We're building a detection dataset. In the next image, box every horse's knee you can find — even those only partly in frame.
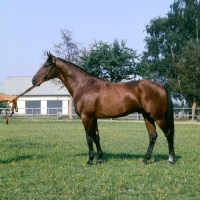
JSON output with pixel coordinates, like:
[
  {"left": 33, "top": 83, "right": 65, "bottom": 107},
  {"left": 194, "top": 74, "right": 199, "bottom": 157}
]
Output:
[
  {"left": 149, "top": 133, "right": 157, "bottom": 143},
  {"left": 87, "top": 136, "right": 93, "bottom": 145}
]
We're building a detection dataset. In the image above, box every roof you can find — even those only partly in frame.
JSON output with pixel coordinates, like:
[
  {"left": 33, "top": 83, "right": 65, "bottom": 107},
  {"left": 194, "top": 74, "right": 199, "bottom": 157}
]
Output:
[{"left": 0, "top": 76, "right": 70, "bottom": 96}]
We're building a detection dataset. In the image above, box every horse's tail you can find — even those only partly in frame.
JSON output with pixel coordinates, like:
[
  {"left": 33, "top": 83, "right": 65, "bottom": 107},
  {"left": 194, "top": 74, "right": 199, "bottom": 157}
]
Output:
[{"left": 164, "top": 87, "right": 174, "bottom": 139}]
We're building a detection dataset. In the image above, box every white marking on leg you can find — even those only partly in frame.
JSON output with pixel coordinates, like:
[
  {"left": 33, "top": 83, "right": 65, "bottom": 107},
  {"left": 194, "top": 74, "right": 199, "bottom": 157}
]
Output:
[{"left": 168, "top": 155, "right": 174, "bottom": 163}]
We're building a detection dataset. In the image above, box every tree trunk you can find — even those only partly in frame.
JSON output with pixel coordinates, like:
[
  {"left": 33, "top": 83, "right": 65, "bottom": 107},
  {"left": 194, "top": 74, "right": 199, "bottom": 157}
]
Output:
[
  {"left": 69, "top": 96, "right": 73, "bottom": 119},
  {"left": 192, "top": 101, "right": 196, "bottom": 121},
  {"left": 181, "top": 95, "right": 184, "bottom": 117}
]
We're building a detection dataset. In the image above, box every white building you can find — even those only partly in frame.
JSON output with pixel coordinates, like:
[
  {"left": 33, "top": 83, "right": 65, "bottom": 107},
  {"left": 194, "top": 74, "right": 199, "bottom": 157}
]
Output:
[{"left": 0, "top": 76, "right": 72, "bottom": 115}]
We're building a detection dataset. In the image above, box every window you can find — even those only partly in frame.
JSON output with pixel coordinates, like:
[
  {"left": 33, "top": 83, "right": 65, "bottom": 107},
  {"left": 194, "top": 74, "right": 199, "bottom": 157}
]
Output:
[
  {"left": 26, "top": 101, "right": 41, "bottom": 114},
  {"left": 47, "top": 100, "right": 62, "bottom": 114}
]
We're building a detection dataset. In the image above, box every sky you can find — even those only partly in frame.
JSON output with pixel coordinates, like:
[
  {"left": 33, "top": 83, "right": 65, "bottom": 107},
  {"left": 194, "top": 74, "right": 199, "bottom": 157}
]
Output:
[{"left": 0, "top": 0, "right": 175, "bottom": 88}]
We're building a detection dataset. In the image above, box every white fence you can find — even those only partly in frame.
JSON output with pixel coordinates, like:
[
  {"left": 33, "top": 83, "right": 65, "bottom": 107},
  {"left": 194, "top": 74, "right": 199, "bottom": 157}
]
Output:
[{"left": 0, "top": 107, "right": 200, "bottom": 121}]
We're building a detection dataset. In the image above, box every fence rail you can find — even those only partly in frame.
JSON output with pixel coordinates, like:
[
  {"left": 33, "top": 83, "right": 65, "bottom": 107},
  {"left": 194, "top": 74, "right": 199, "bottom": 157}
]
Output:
[{"left": 1, "top": 107, "right": 200, "bottom": 121}]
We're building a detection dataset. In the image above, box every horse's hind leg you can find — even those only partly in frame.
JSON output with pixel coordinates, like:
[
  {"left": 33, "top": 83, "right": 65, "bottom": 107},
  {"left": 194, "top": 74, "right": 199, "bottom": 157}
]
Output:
[
  {"left": 142, "top": 112, "right": 158, "bottom": 164},
  {"left": 156, "top": 119, "right": 175, "bottom": 164},
  {"left": 93, "top": 118, "right": 103, "bottom": 164}
]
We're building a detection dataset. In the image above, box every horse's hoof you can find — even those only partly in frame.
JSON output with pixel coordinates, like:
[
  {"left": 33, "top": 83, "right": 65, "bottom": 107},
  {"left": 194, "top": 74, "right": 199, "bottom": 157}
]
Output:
[
  {"left": 141, "top": 160, "right": 147, "bottom": 165},
  {"left": 96, "top": 160, "right": 103, "bottom": 164},
  {"left": 86, "top": 160, "right": 93, "bottom": 165},
  {"left": 168, "top": 161, "right": 174, "bottom": 165}
]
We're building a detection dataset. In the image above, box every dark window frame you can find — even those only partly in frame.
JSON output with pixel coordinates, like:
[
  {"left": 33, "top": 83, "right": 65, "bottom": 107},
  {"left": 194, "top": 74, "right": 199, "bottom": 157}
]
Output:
[
  {"left": 26, "top": 100, "right": 41, "bottom": 114},
  {"left": 47, "top": 100, "right": 62, "bottom": 114}
]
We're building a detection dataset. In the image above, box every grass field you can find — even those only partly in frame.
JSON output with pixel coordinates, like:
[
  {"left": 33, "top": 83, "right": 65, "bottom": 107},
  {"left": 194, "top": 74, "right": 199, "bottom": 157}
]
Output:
[{"left": 0, "top": 118, "right": 200, "bottom": 199}]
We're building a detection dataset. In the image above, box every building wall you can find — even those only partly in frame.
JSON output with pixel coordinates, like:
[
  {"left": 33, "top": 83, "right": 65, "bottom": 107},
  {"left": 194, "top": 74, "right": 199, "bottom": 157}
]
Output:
[{"left": 17, "top": 96, "right": 70, "bottom": 114}]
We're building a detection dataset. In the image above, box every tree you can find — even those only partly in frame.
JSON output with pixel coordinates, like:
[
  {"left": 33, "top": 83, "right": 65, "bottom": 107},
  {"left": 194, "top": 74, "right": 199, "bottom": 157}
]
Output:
[
  {"left": 139, "top": 0, "right": 200, "bottom": 106},
  {"left": 169, "top": 42, "right": 200, "bottom": 103},
  {"left": 50, "top": 29, "right": 86, "bottom": 89},
  {"left": 79, "top": 39, "right": 138, "bottom": 82},
  {"left": 53, "top": 29, "right": 85, "bottom": 64},
  {"left": 51, "top": 29, "right": 85, "bottom": 118}
]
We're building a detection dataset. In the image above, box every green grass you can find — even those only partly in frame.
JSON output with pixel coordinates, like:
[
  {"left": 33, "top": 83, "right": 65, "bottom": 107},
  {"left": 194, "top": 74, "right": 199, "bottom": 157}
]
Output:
[{"left": 0, "top": 118, "right": 200, "bottom": 199}]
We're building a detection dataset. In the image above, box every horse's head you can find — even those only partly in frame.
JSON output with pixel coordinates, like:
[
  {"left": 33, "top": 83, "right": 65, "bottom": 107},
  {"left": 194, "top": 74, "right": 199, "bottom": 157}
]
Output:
[{"left": 32, "top": 52, "right": 57, "bottom": 86}]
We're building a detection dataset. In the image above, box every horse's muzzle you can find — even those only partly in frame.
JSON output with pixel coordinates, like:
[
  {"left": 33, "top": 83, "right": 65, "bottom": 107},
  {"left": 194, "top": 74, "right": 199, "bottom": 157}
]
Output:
[
  {"left": 32, "top": 76, "right": 37, "bottom": 86},
  {"left": 32, "top": 76, "right": 43, "bottom": 86}
]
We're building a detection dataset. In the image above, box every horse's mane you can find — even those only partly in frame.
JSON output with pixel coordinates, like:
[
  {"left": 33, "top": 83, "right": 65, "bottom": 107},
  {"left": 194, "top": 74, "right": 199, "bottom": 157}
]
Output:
[{"left": 57, "top": 57, "right": 105, "bottom": 81}]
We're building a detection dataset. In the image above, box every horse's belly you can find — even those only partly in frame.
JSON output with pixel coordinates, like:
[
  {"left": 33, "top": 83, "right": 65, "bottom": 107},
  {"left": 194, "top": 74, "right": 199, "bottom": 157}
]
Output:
[{"left": 96, "top": 99, "right": 140, "bottom": 118}]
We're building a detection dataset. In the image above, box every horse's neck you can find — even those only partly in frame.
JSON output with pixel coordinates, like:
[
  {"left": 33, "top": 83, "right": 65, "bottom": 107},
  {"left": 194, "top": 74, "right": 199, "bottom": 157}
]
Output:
[{"left": 57, "top": 61, "right": 90, "bottom": 97}]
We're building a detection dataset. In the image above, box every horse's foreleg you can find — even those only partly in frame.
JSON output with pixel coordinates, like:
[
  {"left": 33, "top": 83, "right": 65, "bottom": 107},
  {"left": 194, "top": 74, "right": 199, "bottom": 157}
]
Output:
[
  {"left": 82, "top": 116, "right": 95, "bottom": 165},
  {"left": 142, "top": 113, "right": 158, "bottom": 164},
  {"left": 93, "top": 118, "right": 103, "bottom": 164}
]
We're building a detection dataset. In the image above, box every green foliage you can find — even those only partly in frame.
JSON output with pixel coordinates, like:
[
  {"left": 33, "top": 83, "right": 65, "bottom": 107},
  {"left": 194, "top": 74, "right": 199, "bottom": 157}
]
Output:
[
  {"left": 79, "top": 39, "right": 138, "bottom": 82},
  {"left": 0, "top": 102, "right": 6, "bottom": 114},
  {"left": 0, "top": 102, "right": 6, "bottom": 108},
  {"left": 139, "top": 0, "right": 200, "bottom": 104},
  {"left": 1, "top": 119, "right": 200, "bottom": 199},
  {"left": 170, "top": 42, "right": 200, "bottom": 105}
]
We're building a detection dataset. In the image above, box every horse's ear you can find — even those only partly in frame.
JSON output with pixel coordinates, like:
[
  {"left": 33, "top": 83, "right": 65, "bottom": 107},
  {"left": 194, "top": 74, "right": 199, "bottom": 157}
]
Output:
[
  {"left": 47, "top": 51, "right": 51, "bottom": 57},
  {"left": 47, "top": 51, "right": 54, "bottom": 60}
]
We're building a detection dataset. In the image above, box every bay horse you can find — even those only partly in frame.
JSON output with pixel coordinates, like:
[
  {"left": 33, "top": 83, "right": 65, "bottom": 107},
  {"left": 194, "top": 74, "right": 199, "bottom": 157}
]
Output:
[
  {"left": 32, "top": 52, "right": 175, "bottom": 165},
  {"left": 0, "top": 94, "right": 18, "bottom": 124}
]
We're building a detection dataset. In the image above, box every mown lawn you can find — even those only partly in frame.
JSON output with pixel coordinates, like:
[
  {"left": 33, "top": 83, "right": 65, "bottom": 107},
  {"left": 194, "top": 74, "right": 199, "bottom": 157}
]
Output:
[{"left": 0, "top": 118, "right": 200, "bottom": 199}]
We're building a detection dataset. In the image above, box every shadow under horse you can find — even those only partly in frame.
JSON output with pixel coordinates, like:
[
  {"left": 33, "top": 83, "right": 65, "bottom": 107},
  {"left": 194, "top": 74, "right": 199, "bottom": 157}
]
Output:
[{"left": 32, "top": 52, "right": 175, "bottom": 165}]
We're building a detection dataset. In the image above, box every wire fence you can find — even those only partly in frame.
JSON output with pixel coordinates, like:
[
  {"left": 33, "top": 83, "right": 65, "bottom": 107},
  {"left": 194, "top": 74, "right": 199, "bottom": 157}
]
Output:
[{"left": 0, "top": 107, "right": 200, "bottom": 121}]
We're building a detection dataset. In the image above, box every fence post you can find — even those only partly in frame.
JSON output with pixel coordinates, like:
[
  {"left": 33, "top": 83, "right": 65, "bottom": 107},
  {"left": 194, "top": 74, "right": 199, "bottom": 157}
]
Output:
[
  {"left": 32, "top": 108, "right": 34, "bottom": 120},
  {"left": 69, "top": 96, "right": 73, "bottom": 119},
  {"left": 56, "top": 108, "right": 58, "bottom": 120},
  {"left": 192, "top": 101, "right": 197, "bottom": 120},
  {"left": 137, "top": 113, "right": 140, "bottom": 121}
]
